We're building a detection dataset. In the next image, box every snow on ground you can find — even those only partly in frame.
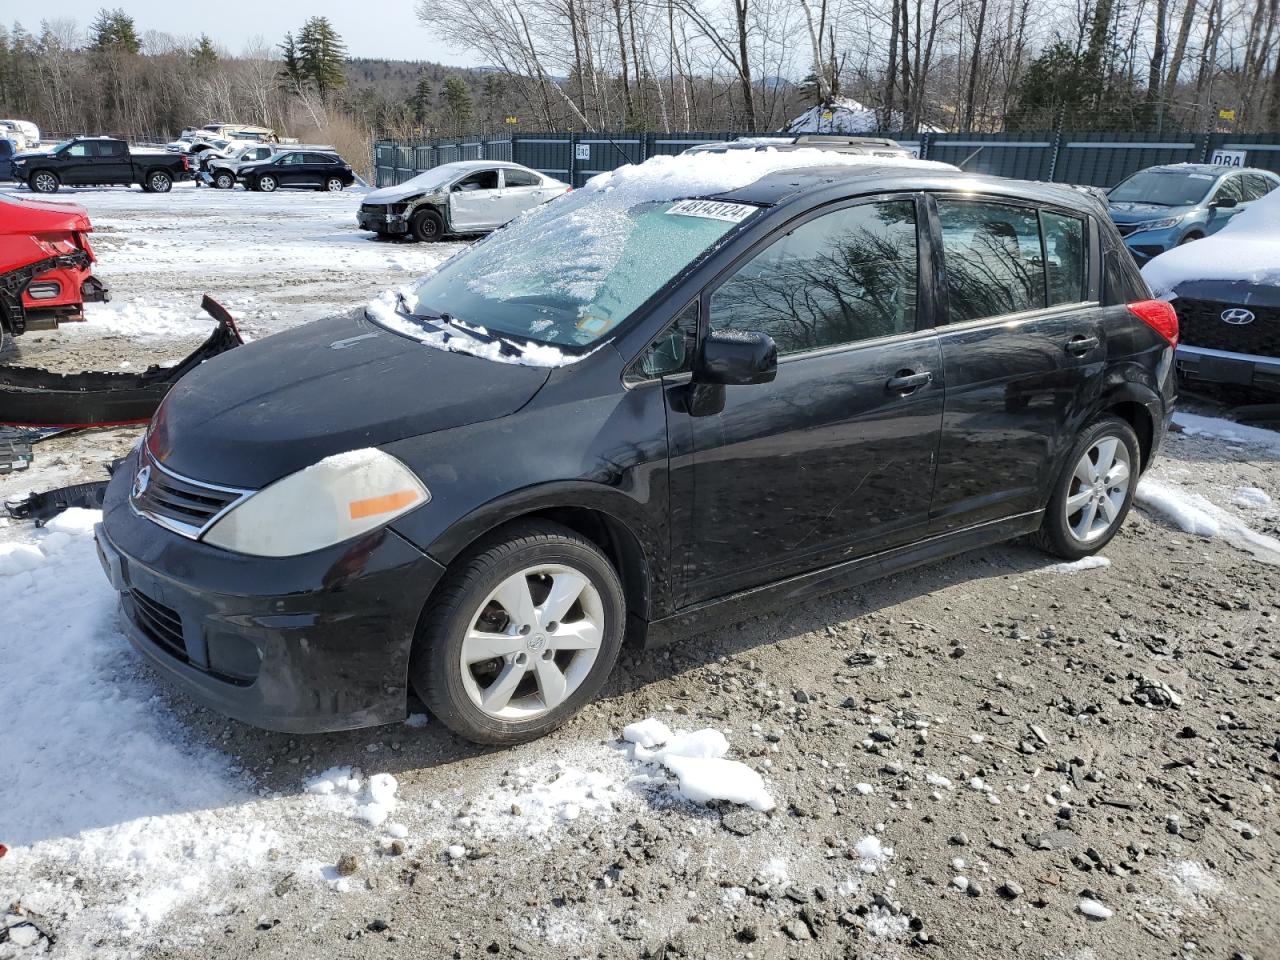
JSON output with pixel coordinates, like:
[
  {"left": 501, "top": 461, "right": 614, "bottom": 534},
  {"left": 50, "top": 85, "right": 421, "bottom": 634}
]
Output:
[
  {"left": 1142, "top": 189, "right": 1280, "bottom": 295},
  {"left": 1172, "top": 411, "right": 1280, "bottom": 453},
  {"left": 1135, "top": 477, "right": 1280, "bottom": 564}
]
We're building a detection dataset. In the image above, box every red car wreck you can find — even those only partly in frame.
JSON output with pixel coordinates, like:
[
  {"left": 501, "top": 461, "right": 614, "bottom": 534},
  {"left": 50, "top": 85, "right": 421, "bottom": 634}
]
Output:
[{"left": 0, "top": 192, "right": 108, "bottom": 344}]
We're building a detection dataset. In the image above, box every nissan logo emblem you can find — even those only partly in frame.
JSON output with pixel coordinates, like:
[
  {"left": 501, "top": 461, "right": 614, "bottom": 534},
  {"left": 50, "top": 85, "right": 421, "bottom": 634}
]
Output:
[
  {"left": 1220, "top": 308, "right": 1255, "bottom": 325},
  {"left": 132, "top": 465, "right": 151, "bottom": 499}
]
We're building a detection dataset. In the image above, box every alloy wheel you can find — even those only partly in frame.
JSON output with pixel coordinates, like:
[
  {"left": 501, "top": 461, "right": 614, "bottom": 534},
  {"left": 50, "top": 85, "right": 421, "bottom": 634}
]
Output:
[
  {"left": 458, "top": 564, "right": 604, "bottom": 721},
  {"left": 1064, "top": 436, "right": 1132, "bottom": 543},
  {"left": 150, "top": 173, "right": 171, "bottom": 192},
  {"left": 326, "top": 178, "right": 343, "bottom": 192},
  {"left": 259, "top": 176, "right": 277, "bottom": 192},
  {"left": 33, "top": 172, "right": 57, "bottom": 193},
  {"left": 215, "top": 173, "right": 233, "bottom": 189}
]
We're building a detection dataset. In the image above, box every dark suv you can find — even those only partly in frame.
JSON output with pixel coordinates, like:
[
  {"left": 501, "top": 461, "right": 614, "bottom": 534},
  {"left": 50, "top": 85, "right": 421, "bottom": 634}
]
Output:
[
  {"left": 95, "top": 160, "right": 1176, "bottom": 745},
  {"left": 237, "top": 149, "right": 355, "bottom": 192}
]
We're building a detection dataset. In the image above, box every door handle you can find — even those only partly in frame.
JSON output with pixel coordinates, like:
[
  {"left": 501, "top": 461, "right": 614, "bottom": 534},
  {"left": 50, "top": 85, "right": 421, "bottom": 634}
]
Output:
[
  {"left": 1065, "top": 335, "right": 1099, "bottom": 354},
  {"left": 886, "top": 370, "right": 932, "bottom": 394}
]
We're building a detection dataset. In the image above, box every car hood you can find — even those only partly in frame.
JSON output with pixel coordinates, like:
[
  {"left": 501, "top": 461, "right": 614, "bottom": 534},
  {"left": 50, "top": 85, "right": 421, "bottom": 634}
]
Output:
[
  {"left": 1163, "top": 277, "right": 1280, "bottom": 308},
  {"left": 147, "top": 312, "right": 552, "bottom": 489},
  {"left": 1108, "top": 201, "right": 1194, "bottom": 223},
  {"left": 12, "top": 149, "right": 51, "bottom": 161},
  {"left": 364, "top": 182, "right": 447, "bottom": 204}
]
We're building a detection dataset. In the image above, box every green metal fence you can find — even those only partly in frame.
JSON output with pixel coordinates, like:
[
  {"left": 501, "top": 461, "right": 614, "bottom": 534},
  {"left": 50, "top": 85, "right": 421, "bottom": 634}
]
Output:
[{"left": 373, "top": 130, "right": 1280, "bottom": 189}]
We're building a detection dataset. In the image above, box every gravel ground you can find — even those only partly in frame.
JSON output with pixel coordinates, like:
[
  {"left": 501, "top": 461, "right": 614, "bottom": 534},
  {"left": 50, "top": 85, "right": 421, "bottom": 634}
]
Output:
[{"left": 2, "top": 184, "right": 1278, "bottom": 960}]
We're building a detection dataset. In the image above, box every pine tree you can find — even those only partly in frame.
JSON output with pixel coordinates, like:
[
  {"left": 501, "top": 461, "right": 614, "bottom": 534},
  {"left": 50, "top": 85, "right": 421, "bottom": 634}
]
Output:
[
  {"left": 277, "top": 33, "right": 303, "bottom": 91},
  {"left": 410, "top": 72, "right": 434, "bottom": 125},
  {"left": 192, "top": 34, "right": 218, "bottom": 67},
  {"left": 89, "top": 8, "right": 141, "bottom": 54},
  {"left": 296, "top": 17, "right": 347, "bottom": 99},
  {"left": 440, "top": 75, "right": 473, "bottom": 136}
]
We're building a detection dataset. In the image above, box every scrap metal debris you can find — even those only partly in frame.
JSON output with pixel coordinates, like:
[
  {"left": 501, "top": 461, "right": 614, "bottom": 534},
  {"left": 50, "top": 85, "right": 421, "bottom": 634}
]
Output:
[{"left": 0, "top": 295, "right": 242, "bottom": 428}]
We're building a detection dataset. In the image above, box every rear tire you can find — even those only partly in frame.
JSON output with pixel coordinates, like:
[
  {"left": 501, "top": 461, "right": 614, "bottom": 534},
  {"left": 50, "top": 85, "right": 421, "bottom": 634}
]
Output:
[
  {"left": 409, "top": 520, "right": 625, "bottom": 745},
  {"left": 410, "top": 208, "right": 444, "bottom": 243},
  {"left": 1032, "top": 416, "right": 1140, "bottom": 561},
  {"left": 30, "top": 171, "right": 59, "bottom": 193},
  {"left": 147, "top": 171, "right": 173, "bottom": 193},
  {"left": 324, "top": 177, "right": 345, "bottom": 192}
]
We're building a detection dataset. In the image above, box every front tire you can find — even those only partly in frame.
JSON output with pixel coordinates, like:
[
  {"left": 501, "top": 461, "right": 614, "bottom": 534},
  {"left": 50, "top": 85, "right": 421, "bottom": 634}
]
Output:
[
  {"left": 410, "top": 208, "right": 444, "bottom": 242},
  {"left": 213, "top": 171, "right": 235, "bottom": 189},
  {"left": 257, "top": 174, "right": 278, "bottom": 192},
  {"left": 30, "top": 171, "right": 59, "bottom": 193},
  {"left": 1033, "top": 416, "right": 1140, "bottom": 560},
  {"left": 410, "top": 520, "right": 625, "bottom": 745}
]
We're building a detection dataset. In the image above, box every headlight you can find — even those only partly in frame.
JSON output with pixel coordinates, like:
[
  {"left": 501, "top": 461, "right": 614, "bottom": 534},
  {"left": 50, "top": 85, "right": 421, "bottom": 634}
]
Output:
[
  {"left": 1131, "top": 216, "right": 1184, "bottom": 232},
  {"left": 202, "top": 449, "right": 429, "bottom": 557}
]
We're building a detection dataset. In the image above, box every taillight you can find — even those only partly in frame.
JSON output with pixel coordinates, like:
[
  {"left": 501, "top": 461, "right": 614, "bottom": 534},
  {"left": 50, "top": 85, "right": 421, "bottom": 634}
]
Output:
[{"left": 1128, "top": 299, "right": 1178, "bottom": 347}]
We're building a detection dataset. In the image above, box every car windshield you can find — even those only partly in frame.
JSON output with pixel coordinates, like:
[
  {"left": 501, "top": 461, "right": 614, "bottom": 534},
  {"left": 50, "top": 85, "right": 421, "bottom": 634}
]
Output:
[
  {"left": 394, "top": 193, "right": 758, "bottom": 348},
  {"left": 1109, "top": 171, "right": 1215, "bottom": 206}
]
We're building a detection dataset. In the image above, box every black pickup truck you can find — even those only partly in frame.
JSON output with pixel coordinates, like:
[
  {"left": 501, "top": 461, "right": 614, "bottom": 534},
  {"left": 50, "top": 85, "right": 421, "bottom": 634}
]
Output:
[{"left": 12, "top": 137, "right": 193, "bottom": 194}]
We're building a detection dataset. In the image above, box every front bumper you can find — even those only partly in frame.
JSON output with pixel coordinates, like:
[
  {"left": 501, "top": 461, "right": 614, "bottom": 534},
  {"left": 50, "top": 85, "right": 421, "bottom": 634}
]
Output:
[
  {"left": 97, "top": 457, "right": 446, "bottom": 732},
  {"left": 1120, "top": 227, "right": 1181, "bottom": 264},
  {"left": 358, "top": 209, "right": 409, "bottom": 234},
  {"left": 1175, "top": 344, "right": 1280, "bottom": 392}
]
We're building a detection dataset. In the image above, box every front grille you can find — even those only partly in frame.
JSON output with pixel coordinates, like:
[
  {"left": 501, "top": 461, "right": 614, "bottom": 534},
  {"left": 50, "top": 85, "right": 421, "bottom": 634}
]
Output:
[
  {"left": 131, "top": 449, "right": 251, "bottom": 538},
  {"left": 1174, "top": 298, "right": 1280, "bottom": 358},
  {"left": 129, "top": 588, "right": 187, "bottom": 662},
  {"left": 360, "top": 203, "right": 383, "bottom": 214}
]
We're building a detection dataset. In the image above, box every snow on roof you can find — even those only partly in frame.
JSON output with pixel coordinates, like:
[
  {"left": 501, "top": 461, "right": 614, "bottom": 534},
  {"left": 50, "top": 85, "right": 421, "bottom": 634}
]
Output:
[{"left": 1142, "top": 188, "right": 1280, "bottom": 295}]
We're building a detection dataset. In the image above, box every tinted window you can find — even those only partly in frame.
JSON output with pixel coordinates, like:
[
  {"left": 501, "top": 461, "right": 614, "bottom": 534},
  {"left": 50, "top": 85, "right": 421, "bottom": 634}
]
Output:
[
  {"left": 100, "top": 141, "right": 125, "bottom": 157},
  {"left": 632, "top": 300, "right": 698, "bottom": 381},
  {"left": 1042, "top": 211, "right": 1086, "bottom": 306},
  {"left": 1242, "top": 173, "right": 1276, "bottom": 200},
  {"left": 710, "top": 199, "right": 918, "bottom": 355},
  {"left": 65, "top": 142, "right": 92, "bottom": 157},
  {"left": 938, "top": 200, "right": 1045, "bottom": 322},
  {"left": 455, "top": 170, "right": 499, "bottom": 191},
  {"left": 503, "top": 168, "right": 541, "bottom": 187},
  {"left": 305, "top": 152, "right": 337, "bottom": 164},
  {"left": 1213, "top": 175, "right": 1245, "bottom": 202}
]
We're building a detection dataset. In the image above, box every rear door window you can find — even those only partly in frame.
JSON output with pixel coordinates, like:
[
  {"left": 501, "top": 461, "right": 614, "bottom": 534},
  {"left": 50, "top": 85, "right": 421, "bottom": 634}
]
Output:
[
  {"left": 1041, "top": 211, "right": 1086, "bottom": 306},
  {"left": 503, "top": 169, "right": 541, "bottom": 187},
  {"left": 1242, "top": 173, "right": 1276, "bottom": 200},
  {"left": 710, "top": 198, "right": 919, "bottom": 355},
  {"left": 937, "top": 200, "right": 1045, "bottom": 322}
]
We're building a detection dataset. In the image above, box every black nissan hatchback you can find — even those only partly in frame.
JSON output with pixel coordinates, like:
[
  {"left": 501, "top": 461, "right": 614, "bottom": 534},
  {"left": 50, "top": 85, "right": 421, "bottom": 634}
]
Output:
[{"left": 97, "top": 156, "right": 1177, "bottom": 745}]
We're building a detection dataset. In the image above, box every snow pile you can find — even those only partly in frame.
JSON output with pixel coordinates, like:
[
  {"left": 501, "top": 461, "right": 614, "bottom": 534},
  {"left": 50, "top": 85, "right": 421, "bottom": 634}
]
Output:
[
  {"left": 1233, "top": 486, "right": 1272, "bottom": 509},
  {"left": 1078, "top": 897, "right": 1114, "bottom": 920},
  {"left": 854, "top": 834, "right": 893, "bottom": 873},
  {"left": 1173, "top": 412, "right": 1280, "bottom": 452},
  {"left": 783, "top": 97, "right": 885, "bottom": 134},
  {"left": 1041, "top": 556, "right": 1112, "bottom": 574},
  {"left": 0, "top": 510, "right": 281, "bottom": 944},
  {"left": 621, "top": 717, "right": 776, "bottom": 812},
  {"left": 64, "top": 301, "right": 215, "bottom": 343},
  {"left": 1143, "top": 189, "right": 1280, "bottom": 295},
  {"left": 366, "top": 289, "right": 579, "bottom": 368},
  {"left": 305, "top": 767, "right": 400, "bottom": 827},
  {"left": 448, "top": 755, "right": 634, "bottom": 838},
  {"left": 1135, "top": 478, "right": 1280, "bottom": 564}
]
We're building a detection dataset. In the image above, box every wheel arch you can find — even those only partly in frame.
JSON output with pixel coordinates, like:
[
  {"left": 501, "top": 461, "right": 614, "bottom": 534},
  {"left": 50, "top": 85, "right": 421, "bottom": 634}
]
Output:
[
  {"left": 1097, "top": 381, "right": 1164, "bottom": 472},
  {"left": 415, "top": 486, "right": 659, "bottom": 637}
]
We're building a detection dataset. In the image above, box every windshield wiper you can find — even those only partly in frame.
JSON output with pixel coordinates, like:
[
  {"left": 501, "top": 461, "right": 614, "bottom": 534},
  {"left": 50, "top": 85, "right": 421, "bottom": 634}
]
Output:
[{"left": 398, "top": 295, "right": 528, "bottom": 357}]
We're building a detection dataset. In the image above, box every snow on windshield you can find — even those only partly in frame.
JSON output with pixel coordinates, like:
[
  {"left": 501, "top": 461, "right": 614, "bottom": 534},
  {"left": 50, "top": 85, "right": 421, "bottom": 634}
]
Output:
[
  {"left": 1142, "top": 188, "right": 1280, "bottom": 296},
  {"left": 408, "top": 149, "right": 954, "bottom": 346}
]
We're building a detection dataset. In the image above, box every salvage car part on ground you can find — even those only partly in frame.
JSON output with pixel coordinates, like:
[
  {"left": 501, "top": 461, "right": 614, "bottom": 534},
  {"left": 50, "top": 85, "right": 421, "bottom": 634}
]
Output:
[
  {"left": 5, "top": 479, "right": 109, "bottom": 523},
  {"left": 0, "top": 433, "right": 32, "bottom": 473},
  {"left": 0, "top": 295, "right": 243, "bottom": 427}
]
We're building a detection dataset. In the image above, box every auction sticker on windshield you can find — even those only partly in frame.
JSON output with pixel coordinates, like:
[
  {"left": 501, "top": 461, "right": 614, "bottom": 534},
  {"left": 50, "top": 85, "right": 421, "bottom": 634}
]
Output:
[{"left": 666, "top": 199, "right": 758, "bottom": 223}]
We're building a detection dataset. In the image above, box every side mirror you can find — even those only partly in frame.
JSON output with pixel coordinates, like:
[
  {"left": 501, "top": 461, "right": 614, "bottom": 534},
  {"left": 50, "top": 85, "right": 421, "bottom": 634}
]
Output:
[
  {"left": 1211, "top": 196, "right": 1238, "bottom": 209},
  {"left": 698, "top": 329, "right": 778, "bottom": 385}
]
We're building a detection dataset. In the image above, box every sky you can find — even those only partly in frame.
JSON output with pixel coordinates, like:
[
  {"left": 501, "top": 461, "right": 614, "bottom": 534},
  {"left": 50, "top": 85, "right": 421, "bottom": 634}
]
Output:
[{"left": 24, "top": 0, "right": 475, "bottom": 64}]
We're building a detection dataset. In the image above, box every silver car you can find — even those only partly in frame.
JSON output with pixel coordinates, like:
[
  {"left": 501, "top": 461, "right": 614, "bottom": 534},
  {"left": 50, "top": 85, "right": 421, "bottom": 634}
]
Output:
[{"left": 357, "top": 160, "right": 570, "bottom": 242}]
